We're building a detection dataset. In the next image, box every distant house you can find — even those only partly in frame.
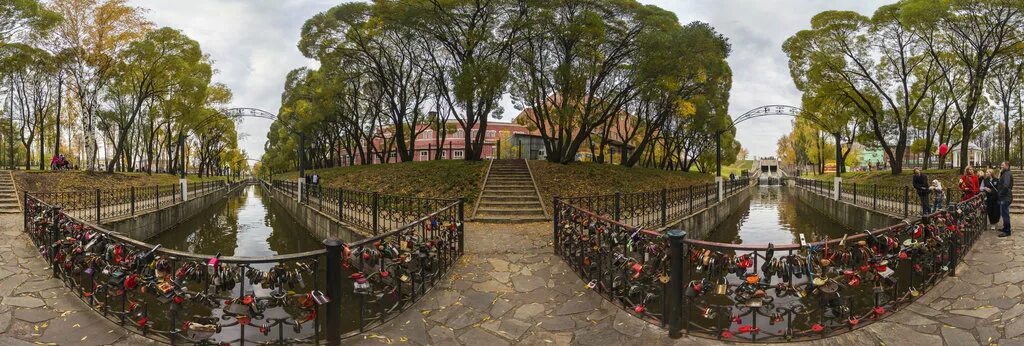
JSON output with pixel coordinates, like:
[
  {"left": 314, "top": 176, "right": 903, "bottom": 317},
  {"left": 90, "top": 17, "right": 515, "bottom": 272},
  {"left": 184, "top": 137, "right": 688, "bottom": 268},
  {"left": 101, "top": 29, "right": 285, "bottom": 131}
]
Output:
[
  {"left": 338, "top": 120, "right": 531, "bottom": 165},
  {"left": 511, "top": 95, "right": 638, "bottom": 163}
]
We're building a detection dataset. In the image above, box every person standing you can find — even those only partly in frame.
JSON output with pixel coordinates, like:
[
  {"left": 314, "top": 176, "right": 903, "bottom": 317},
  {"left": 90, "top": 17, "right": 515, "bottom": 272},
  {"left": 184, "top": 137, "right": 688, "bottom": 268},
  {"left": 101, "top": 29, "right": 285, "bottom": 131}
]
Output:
[
  {"left": 960, "top": 166, "right": 980, "bottom": 201},
  {"left": 998, "top": 161, "right": 1014, "bottom": 237},
  {"left": 981, "top": 169, "right": 1000, "bottom": 229},
  {"left": 912, "top": 168, "right": 931, "bottom": 214},
  {"left": 931, "top": 179, "right": 944, "bottom": 211}
]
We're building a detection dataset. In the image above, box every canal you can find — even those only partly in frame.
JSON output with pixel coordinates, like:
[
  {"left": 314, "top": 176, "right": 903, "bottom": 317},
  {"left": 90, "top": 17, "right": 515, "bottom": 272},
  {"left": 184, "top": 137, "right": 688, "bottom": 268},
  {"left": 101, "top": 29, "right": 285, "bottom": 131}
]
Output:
[
  {"left": 705, "top": 185, "right": 852, "bottom": 245},
  {"left": 150, "top": 184, "right": 322, "bottom": 254}
]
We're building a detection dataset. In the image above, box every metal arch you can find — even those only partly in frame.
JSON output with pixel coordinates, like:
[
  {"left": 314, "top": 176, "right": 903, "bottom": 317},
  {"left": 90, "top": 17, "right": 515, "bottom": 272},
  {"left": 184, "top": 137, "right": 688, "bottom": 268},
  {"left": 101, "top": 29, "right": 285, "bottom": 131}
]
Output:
[
  {"left": 732, "top": 105, "right": 803, "bottom": 127},
  {"left": 222, "top": 107, "right": 278, "bottom": 121}
]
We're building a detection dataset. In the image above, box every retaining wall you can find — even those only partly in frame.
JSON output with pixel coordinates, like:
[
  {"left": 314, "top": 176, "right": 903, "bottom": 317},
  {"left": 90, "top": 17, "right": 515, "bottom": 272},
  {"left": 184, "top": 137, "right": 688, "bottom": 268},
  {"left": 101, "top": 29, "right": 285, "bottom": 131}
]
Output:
[
  {"left": 789, "top": 183, "right": 902, "bottom": 231},
  {"left": 103, "top": 183, "right": 245, "bottom": 240},
  {"left": 263, "top": 184, "right": 370, "bottom": 243},
  {"left": 664, "top": 184, "right": 754, "bottom": 239}
]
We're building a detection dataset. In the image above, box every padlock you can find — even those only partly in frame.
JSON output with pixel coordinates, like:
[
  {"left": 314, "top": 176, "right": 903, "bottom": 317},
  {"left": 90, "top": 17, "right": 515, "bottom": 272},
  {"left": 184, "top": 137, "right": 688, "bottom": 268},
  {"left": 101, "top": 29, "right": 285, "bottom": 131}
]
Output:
[
  {"left": 714, "top": 279, "right": 728, "bottom": 295},
  {"left": 310, "top": 290, "right": 330, "bottom": 305},
  {"left": 684, "top": 281, "right": 698, "bottom": 297}
]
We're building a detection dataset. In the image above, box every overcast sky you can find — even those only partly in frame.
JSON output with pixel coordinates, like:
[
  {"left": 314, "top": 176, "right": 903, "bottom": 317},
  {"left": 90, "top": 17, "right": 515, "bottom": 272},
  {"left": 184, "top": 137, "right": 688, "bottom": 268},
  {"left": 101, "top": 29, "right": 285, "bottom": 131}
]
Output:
[{"left": 131, "top": 0, "right": 888, "bottom": 160}]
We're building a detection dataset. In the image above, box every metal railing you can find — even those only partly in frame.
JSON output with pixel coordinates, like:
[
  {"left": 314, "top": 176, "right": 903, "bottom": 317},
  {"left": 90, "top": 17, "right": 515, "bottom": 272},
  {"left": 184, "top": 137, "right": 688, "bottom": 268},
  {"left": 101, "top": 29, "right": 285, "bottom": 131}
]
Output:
[
  {"left": 558, "top": 177, "right": 752, "bottom": 230},
  {"left": 793, "top": 178, "right": 967, "bottom": 218},
  {"left": 23, "top": 190, "right": 464, "bottom": 344},
  {"left": 28, "top": 180, "right": 231, "bottom": 223},
  {"left": 270, "top": 180, "right": 461, "bottom": 236},
  {"left": 553, "top": 181, "right": 985, "bottom": 342}
]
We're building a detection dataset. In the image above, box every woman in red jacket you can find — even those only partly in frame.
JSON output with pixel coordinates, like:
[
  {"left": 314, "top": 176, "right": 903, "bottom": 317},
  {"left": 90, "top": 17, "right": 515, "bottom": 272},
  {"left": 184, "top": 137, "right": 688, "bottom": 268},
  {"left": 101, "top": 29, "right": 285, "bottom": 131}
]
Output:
[{"left": 960, "top": 166, "right": 980, "bottom": 201}]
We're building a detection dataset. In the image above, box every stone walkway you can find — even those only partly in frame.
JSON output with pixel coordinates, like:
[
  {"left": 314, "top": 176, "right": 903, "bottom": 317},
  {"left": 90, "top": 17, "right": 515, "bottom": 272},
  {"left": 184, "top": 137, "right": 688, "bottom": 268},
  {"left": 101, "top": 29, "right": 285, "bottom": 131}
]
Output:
[
  {"left": 3, "top": 213, "right": 1024, "bottom": 345},
  {"left": 355, "top": 222, "right": 1024, "bottom": 346},
  {"left": 0, "top": 214, "right": 155, "bottom": 345}
]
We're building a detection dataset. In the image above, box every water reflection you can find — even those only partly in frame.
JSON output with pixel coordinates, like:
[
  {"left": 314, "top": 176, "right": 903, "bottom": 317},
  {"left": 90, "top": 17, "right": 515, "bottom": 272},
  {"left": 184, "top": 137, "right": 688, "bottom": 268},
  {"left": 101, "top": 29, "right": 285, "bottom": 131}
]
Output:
[
  {"left": 150, "top": 185, "right": 322, "bottom": 255},
  {"left": 705, "top": 186, "right": 851, "bottom": 244}
]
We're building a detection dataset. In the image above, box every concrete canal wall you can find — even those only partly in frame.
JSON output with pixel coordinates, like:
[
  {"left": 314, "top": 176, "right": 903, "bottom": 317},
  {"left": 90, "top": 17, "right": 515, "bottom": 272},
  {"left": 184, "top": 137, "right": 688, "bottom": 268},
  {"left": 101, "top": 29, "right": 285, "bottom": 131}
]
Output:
[
  {"left": 663, "top": 184, "right": 754, "bottom": 239},
  {"left": 789, "top": 183, "right": 902, "bottom": 231},
  {"left": 262, "top": 184, "right": 370, "bottom": 243},
  {"left": 103, "top": 183, "right": 247, "bottom": 240}
]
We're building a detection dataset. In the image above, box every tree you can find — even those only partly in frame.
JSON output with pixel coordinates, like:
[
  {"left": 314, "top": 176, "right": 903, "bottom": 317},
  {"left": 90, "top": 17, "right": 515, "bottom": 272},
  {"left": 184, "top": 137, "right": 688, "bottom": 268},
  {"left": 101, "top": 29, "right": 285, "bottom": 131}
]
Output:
[
  {"left": 49, "top": 0, "right": 151, "bottom": 170},
  {"left": 102, "top": 27, "right": 207, "bottom": 173},
  {"left": 902, "top": 0, "right": 1024, "bottom": 172},
  {"left": 784, "top": 7, "right": 941, "bottom": 175},
  {"left": 383, "top": 0, "right": 526, "bottom": 161}
]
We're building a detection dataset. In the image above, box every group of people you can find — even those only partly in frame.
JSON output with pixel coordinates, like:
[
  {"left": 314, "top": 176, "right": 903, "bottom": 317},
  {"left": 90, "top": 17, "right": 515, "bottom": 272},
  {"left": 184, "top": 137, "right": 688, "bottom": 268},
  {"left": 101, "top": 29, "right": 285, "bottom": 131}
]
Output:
[
  {"left": 304, "top": 173, "right": 320, "bottom": 194},
  {"left": 914, "top": 162, "right": 1014, "bottom": 237},
  {"left": 49, "top": 154, "right": 72, "bottom": 170}
]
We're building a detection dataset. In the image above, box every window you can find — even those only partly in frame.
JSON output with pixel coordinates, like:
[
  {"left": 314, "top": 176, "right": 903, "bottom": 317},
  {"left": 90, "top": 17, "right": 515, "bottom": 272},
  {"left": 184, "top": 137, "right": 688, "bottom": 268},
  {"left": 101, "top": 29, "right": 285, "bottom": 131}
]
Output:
[
  {"left": 389, "top": 152, "right": 397, "bottom": 158},
  {"left": 454, "top": 150, "right": 464, "bottom": 159},
  {"left": 423, "top": 130, "right": 433, "bottom": 140},
  {"left": 486, "top": 130, "right": 496, "bottom": 138},
  {"left": 420, "top": 150, "right": 428, "bottom": 159},
  {"left": 441, "top": 151, "right": 447, "bottom": 158},
  {"left": 455, "top": 129, "right": 464, "bottom": 138},
  {"left": 471, "top": 129, "right": 478, "bottom": 138}
]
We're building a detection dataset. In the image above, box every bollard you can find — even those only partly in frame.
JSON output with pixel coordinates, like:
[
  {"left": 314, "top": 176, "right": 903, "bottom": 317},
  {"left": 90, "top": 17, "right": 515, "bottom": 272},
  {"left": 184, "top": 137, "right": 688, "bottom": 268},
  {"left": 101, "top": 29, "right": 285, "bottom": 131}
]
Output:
[
  {"left": 323, "top": 239, "right": 344, "bottom": 345},
  {"left": 661, "top": 188, "right": 668, "bottom": 227},
  {"left": 667, "top": 229, "right": 688, "bottom": 339}
]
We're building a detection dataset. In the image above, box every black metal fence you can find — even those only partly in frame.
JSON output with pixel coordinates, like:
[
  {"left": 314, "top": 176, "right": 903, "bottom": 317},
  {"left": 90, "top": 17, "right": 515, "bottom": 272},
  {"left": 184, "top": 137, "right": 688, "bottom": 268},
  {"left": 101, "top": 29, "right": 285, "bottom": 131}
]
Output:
[
  {"left": 270, "top": 180, "right": 461, "bottom": 236},
  {"left": 28, "top": 180, "right": 230, "bottom": 223},
  {"left": 793, "top": 178, "right": 967, "bottom": 218},
  {"left": 558, "top": 177, "right": 752, "bottom": 229},
  {"left": 23, "top": 189, "right": 464, "bottom": 344},
  {"left": 553, "top": 180, "right": 985, "bottom": 342}
]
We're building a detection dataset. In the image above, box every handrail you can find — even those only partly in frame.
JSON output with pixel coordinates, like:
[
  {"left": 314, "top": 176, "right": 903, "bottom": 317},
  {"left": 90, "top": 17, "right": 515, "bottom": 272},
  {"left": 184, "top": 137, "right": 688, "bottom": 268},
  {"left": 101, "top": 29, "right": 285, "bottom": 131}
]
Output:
[{"left": 554, "top": 179, "right": 986, "bottom": 342}]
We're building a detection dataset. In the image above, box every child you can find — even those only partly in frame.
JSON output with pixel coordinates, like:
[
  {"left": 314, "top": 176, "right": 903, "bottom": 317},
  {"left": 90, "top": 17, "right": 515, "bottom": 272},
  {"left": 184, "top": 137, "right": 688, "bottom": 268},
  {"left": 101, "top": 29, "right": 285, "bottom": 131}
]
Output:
[{"left": 930, "top": 179, "right": 944, "bottom": 211}]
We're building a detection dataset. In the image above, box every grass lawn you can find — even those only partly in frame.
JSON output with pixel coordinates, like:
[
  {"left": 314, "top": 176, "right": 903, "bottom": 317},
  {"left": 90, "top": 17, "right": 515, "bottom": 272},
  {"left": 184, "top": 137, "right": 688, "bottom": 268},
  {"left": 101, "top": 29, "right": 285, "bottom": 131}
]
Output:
[
  {"left": 530, "top": 160, "right": 713, "bottom": 207},
  {"left": 278, "top": 160, "right": 487, "bottom": 212},
  {"left": 15, "top": 170, "right": 227, "bottom": 193},
  {"left": 804, "top": 169, "right": 964, "bottom": 190}
]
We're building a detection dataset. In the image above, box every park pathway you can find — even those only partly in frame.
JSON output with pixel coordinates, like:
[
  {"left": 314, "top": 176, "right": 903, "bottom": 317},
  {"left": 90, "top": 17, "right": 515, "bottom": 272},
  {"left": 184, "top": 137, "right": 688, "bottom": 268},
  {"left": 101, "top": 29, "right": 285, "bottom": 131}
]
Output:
[
  {"left": 357, "top": 221, "right": 1024, "bottom": 346},
  {"left": 2, "top": 204, "right": 1024, "bottom": 344}
]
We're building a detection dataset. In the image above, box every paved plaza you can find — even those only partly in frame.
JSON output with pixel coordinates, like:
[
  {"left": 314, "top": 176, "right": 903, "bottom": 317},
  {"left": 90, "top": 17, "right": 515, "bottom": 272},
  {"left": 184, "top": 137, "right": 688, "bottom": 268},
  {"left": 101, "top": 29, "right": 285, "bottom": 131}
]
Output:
[{"left": 2, "top": 215, "right": 1024, "bottom": 345}]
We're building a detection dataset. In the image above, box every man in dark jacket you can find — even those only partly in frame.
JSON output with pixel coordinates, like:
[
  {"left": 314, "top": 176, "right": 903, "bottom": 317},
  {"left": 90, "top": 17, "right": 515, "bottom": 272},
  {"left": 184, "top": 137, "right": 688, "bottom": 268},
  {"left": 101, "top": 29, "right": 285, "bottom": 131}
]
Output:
[
  {"left": 913, "top": 168, "right": 930, "bottom": 214},
  {"left": 998, "top": 161, "right": 1014, "bottom": 237}
]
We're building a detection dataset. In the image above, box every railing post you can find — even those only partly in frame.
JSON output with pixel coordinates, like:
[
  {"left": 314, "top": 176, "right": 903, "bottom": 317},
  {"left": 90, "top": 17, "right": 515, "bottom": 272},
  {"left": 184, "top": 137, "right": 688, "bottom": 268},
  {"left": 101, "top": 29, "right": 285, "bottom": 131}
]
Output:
[
  {"left": 903, "top": 186, "right": 909, "bottom": 217},
  {"left": 873, "top": 184, "right": 877, "bottom": 210},
  {"left": 613, "top": 192, "right": 621, "bottom": 222},
  {"left": 342, "top": 189, "right": 350, "bottom": 219},
  {"left": 457, "top": 198, "right": 465, "bottom": 255},
  {"left": 155, "top": 185, "right": 160, "bottom": 209},
  {"left": 130, "top": 186, "right": 136, "bottom": 215},
  {"left": 660, "top": 188, "right": 668, "bottom": 227},
  {"left": 95, "top": 189, "right": 101, "bottom": 223},
  {"left": 372, "top": 192, "right": 380, "bottom": 235},
  {"left": 667, "top": 229, "right": 688, "bottom": 339},
  {"left": 497, "top": 139, "right": 501, "bottom": 160},
  {"left": 323, "top": 239, "right": 344, "bottom": 345},
  {"left": 553, "top": 197, "right": 561, "bottom": 255}
]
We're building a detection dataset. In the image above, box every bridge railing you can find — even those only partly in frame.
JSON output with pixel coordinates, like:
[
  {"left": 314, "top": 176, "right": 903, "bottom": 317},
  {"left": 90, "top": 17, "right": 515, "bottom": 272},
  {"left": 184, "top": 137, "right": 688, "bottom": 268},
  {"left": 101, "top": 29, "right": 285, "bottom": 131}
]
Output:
[
  {"left": 558, "top": 177, "right": 752, "bottom": 230},
  {"left": 23, "top": 188, "right": 464, "bottom": 344},
  {"left": 792, "top": 178, "right": 966, "bottom": 218},
  {"left": 554, "top": 183, "right": 985, "bottom": 342},
  {"left": 27, "top": 180, "right": 236, "bottom": 223},
  {"left": 270, "top": 179, "right": 462, "bottom": 236}
]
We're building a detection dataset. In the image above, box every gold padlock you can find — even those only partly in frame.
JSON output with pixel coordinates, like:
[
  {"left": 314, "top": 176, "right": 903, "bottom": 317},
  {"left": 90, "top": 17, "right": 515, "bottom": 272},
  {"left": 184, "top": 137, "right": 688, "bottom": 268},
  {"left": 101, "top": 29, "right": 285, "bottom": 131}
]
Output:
[{"left": 714, "top": 279, "right": 728, "bottom": 295}]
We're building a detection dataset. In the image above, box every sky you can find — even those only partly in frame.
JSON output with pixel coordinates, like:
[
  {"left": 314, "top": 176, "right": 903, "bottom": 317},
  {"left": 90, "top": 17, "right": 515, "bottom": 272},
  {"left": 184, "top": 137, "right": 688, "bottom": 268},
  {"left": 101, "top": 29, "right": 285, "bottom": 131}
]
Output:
[{"left": 131, "top": 0, "right": 889, "bottom": 160}]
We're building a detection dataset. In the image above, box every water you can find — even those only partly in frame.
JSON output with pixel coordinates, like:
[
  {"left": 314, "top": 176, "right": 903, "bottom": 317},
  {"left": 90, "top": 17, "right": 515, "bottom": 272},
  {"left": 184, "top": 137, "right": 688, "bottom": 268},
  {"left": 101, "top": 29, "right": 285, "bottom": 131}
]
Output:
[
  {"left": 705, "top": 185, "right": 852, "bottom": 245},
  {"left": 149, "top": 185, "right": 322, "bottom": 255}
]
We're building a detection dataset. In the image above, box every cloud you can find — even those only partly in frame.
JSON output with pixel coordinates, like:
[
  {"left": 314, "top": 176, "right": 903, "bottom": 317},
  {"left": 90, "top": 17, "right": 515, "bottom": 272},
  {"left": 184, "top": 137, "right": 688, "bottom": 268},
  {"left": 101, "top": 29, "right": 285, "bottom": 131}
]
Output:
[{"left": 130, "top": 0, "right": 888, "bottom": 160}]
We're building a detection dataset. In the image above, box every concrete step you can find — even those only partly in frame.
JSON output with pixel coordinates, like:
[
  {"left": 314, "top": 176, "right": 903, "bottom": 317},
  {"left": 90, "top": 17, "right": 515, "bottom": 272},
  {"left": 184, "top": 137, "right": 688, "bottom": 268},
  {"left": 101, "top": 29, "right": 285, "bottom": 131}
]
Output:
[
  {"left": 479, "top": 200, "right": 544, "bottom": 207},
  {"left": 473, "top": 215, "right": 549, "bottom": 223},
  {"left": 487, "top": 178, "right": 534, "bottom": 182},
  {"left": 484, "top": 184, "right": 535, "bottom": 189},
  {"left": 475, "top": 207, "right": 545, "bottom": 216},
  {"left": 480, "top": 194, "right": 540, "bottom": 202},
  {"left": 483, "top": 187, "right": 536, "bottom": 193}
]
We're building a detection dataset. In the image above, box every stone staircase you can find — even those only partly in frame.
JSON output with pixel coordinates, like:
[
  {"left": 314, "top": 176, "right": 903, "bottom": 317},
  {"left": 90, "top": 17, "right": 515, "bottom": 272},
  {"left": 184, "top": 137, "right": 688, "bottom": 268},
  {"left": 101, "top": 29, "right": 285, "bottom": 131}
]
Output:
[
  {"left": 473, "top": 159, "right": 547, "bottom": 223},
  {"left": 1013, "top": 170, "right": 1024, "bottom": 215},
  {"left": 0, "top": 170, "right": 20, "bottom": 214}
]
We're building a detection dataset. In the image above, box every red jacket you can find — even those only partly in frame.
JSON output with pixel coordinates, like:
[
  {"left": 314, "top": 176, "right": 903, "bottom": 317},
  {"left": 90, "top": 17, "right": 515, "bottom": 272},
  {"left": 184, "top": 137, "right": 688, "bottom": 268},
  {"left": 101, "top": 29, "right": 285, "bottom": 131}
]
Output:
[{"left": 960, "top": 175, "right": 979, "bottom": 201}]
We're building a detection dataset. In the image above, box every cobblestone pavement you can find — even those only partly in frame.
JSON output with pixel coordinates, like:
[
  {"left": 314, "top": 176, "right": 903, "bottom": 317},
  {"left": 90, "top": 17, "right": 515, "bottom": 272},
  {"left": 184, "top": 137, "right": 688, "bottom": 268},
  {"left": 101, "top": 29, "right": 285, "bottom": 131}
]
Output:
[
  {"left": 0, "top": 215, "right": 156, "bottom": 345},
  {"left": 3, "top": 216, "right": 1024, "bottom": 345},
  {"left": 357, "top": 221, "right": 1024, "bottom": 346}
]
